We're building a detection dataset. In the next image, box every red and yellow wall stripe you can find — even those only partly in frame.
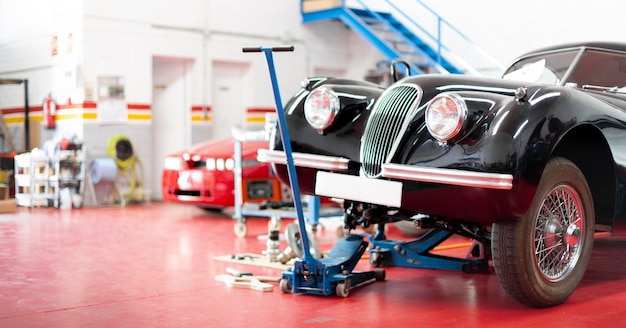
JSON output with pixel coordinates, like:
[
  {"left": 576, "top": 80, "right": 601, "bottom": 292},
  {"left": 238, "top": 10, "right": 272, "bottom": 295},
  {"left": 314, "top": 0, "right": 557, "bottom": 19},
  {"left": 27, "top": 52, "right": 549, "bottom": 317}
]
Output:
[{"left": 1, "top": 103, "right": 276, "bottom": 126}]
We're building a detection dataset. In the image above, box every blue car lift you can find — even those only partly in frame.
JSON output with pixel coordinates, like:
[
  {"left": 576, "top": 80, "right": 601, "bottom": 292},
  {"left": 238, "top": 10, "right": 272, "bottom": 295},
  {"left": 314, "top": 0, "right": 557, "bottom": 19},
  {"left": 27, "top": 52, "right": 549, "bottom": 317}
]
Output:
[{"left": 243, "top": 45, "right": 384, "bottom": 297}]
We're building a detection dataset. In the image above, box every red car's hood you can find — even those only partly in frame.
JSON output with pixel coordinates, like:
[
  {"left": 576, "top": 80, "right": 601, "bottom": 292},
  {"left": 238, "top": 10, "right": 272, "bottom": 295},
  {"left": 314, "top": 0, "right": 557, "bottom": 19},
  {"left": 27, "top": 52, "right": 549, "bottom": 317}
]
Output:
[{"left": 167, "top": 137, "right": 269, "bottom": 159}]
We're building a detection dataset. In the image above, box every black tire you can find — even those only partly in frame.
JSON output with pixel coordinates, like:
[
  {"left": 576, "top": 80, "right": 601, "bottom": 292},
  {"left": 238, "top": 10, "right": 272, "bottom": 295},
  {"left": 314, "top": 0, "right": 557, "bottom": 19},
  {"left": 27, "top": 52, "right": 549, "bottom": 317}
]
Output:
[
  {"left": 197, "top": 205, "right": 224, "bottom": 213},
  {"left": 492, "top": 157, "right": 594, "bottom": 308}
]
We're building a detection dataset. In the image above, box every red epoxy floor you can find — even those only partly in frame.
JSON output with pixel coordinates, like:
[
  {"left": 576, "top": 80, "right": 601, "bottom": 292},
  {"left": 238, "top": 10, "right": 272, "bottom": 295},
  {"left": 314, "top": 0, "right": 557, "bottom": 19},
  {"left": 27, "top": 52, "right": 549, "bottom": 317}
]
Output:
[{"left": 1, "top": 202, "right": 626, "bottom": 327}]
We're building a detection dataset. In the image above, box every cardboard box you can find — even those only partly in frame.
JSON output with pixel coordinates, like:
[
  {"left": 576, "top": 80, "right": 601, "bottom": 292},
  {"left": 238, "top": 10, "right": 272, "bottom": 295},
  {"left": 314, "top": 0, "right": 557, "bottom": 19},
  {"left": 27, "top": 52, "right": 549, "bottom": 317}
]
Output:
[
  {"left": 0, "top": 184, "right": 8, "bottom": 200},
  {"left": 0, "top": 198, "right": 17, "bottom": 213}
]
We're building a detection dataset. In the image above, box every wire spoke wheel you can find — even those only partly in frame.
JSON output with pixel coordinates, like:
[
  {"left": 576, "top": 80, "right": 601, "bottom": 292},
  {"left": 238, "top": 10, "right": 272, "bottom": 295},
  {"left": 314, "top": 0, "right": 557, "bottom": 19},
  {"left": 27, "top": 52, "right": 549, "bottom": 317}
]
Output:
[
  {"left": 492, "top": 157, "right": 594, "bottom": 308},
  {"left": 534, "top": 185, "right": 584, "bottom": 282}
]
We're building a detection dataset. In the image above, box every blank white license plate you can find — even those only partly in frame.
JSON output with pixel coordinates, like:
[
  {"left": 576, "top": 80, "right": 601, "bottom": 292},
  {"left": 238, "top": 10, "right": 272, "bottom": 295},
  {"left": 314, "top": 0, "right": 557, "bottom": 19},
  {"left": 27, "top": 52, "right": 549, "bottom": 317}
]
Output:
[{"left": 315, "top": 171, "right": 403, "bottom": 208}]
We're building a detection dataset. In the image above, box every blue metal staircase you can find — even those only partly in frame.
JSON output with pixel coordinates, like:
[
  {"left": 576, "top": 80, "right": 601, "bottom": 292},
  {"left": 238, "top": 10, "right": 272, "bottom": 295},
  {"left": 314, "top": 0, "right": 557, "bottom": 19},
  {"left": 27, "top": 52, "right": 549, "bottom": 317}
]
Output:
[{"left": 300, "top": 0, "right": 504, "bottom": 76}]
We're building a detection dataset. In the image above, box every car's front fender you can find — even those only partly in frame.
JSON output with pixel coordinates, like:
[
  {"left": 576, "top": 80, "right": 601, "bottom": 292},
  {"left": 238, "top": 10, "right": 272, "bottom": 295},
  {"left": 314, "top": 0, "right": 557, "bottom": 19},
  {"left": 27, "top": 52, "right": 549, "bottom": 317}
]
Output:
[{"left": 272, "top": 77, "right": 384, "bottom": 163}]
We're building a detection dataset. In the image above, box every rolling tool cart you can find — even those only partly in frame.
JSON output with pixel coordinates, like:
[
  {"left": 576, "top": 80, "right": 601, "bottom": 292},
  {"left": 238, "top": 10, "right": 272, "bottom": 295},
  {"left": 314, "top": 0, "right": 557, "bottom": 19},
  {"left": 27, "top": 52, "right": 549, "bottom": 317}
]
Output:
[
  {"left": 231, "top": 128, "right": 342, "bottom": 238},
  {"left": 243, "top": 45, "right": 384, "bottom": 297}
]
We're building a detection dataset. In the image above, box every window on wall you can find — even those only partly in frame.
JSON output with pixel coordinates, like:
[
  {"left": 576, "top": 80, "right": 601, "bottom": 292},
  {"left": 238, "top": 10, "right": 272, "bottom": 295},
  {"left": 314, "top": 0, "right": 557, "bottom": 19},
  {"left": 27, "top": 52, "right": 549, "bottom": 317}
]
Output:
[{"left": 97, "top": 76, "right": 127, "bottom": 123}]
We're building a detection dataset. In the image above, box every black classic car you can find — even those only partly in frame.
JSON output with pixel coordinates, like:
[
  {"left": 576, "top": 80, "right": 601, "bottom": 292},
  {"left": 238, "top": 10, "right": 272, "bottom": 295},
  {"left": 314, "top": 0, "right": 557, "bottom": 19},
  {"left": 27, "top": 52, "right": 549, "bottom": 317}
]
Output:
[{"left": 258, "top": 42, "right": 626, "bottom": 307}]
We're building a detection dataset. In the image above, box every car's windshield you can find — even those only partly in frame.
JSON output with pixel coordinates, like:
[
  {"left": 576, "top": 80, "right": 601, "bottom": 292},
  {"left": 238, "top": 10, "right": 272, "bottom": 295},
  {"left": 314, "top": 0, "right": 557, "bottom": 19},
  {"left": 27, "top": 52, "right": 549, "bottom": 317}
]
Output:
[
  {"left": 564, "top": 50, "right": 626, "bottom": 90},
  {"left": 502, "top": 50, "right": 579, "bottom": 85},
  {"left": 503, "top": 48, "right": 626, "bottom": 90}
]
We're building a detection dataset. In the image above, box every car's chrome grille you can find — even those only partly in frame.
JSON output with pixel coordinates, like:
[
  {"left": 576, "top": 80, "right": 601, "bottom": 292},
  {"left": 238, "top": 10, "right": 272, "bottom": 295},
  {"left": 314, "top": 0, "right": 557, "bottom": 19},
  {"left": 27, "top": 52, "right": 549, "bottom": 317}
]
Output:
[{"left": 360, "top": 83, "right": 422, "bottom": 177}]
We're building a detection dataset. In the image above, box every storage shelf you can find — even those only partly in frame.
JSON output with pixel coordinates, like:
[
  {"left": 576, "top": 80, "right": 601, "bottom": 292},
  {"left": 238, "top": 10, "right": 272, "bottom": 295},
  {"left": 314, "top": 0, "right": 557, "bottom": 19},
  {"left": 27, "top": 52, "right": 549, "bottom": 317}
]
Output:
[{"left": 14, "top": 149, "right": 85, "bottom": 208}]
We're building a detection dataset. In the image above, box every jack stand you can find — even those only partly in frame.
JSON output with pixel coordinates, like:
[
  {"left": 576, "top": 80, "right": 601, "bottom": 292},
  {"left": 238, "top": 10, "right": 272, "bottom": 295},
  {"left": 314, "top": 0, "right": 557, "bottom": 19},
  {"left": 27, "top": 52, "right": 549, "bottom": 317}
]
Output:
[
  {"left": 265, "top": 216, "right": 281, "bottom": 262},
  {"left": 277, "top": 222, "right": 322, "bottom": 264},
  {"left": 280, "top": 234, "right": 385, "bottom": 297},
  {"left": 368, "top": 225, "right": 488, "bottom": 273}
]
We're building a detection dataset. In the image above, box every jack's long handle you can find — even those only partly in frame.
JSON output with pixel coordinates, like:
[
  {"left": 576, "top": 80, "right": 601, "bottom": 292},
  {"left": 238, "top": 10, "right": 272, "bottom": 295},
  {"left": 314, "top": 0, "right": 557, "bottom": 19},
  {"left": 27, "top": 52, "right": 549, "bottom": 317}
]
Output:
[
  {"left": 242, "top": 45, "right": 313, "bottom": 261},
  {"left": 242, "top": 46, "right": 294, "bottom": 53}
]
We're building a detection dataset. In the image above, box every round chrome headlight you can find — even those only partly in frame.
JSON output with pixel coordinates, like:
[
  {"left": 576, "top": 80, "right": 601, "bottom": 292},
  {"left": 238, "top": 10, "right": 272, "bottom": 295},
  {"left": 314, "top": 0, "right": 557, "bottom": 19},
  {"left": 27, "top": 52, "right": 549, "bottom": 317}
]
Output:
[
  {"left": 304, "top": 86, "right": 340, "bottom": 132},
  {"left": 425, "top": 93, "right": 467, "bottom": 143}
]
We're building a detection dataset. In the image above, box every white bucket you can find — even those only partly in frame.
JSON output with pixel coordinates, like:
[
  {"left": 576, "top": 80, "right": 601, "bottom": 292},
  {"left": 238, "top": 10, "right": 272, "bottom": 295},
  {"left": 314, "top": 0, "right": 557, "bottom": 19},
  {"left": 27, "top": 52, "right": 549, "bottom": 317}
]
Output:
[{"left": 60, "top": 188, "right": 72, "bottom": 210}]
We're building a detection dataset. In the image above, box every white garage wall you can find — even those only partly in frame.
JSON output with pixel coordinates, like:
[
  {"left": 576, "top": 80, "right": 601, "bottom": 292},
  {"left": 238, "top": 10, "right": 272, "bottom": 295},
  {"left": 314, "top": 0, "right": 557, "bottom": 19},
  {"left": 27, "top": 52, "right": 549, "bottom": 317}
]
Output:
[
  {"left": 0, "top": 0, "right": 381, "bottom": 201},
  {"left": 5, "top": 0, "right": 626, "bottom": 106},
  {"left": 80, "top": 0, "right": 375, "bottom": 108},
  {"left": 422, "top": 0, "right": 626, "bottom": 66},
  {"left": 0, "top": 0, "right": 380, "bottom": 107},
  {"left": 0, "top": 0, "right": 83, "bottom": 107}
]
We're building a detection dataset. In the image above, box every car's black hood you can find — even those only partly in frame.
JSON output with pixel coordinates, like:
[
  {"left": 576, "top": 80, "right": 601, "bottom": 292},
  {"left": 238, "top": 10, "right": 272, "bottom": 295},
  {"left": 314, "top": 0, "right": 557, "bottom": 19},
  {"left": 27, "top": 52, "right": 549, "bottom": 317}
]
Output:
[
  {"left": 404, "top": 72, "right": 626, "bottom": 109},
  {"left": 403, "top": 73, "right": 522, "bottom": 100},
  {"left": 276, "top": 72, "right": 626, "bottom": 175}
]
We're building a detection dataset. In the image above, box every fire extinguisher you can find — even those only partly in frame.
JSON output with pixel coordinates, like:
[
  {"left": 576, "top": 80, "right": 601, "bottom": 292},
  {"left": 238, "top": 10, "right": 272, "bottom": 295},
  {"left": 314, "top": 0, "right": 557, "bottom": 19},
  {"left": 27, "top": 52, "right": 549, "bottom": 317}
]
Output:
[{"left": 42, "top": 93, "right": 56, "bottom": 129}]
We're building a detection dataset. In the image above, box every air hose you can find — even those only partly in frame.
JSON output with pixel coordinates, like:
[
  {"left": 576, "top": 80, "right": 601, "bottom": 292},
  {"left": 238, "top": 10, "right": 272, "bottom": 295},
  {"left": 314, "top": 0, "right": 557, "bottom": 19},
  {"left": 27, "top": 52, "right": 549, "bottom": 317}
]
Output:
[{"left": 107, "top": 134, "right": 144, "bottom": 204}]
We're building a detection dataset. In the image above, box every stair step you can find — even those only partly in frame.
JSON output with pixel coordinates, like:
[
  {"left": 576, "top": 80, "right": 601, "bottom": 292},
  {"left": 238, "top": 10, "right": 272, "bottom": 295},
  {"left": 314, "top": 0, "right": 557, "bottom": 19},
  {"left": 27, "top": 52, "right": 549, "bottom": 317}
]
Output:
[
  {"left": 359, "top": 16, "right": 381, "bottom": 24},
  {"left": 302, "top": 5, "right": 464, "bottom": 75},
  {"left": 384, "top": 38, "right": 407, "bottom": 44},
  {"left": 366, "top": 24, "right": 390, "bottom": 33}
]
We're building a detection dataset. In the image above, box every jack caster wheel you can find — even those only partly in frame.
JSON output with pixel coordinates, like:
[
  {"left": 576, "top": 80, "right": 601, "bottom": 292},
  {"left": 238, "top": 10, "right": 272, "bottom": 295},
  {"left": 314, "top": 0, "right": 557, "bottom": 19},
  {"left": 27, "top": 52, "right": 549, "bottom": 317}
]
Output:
[
  {"left": 374, "top": 269, "right": 386, "bottom": 281},
  {"left": 369, "top": 251, "right": 382, "bottom": 267},
  {"left": 279, "top": 278, "right": 293, "bottom": 294},
  {"left": 335, "top": 279, "right": 351, "bottom": 298},
  {"left": 234, "top": 220, "right": 248, "bottom": 238},
  {"left": 461, "top": 263, "right": 473, "bottom": 274}
]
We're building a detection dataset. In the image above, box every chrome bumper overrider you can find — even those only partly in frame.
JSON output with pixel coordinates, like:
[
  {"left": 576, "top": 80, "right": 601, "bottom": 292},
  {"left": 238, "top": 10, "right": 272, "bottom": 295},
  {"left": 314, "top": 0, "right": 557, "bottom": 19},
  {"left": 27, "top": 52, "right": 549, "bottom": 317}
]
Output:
[{"left": 258, "top": 149, "right": 513, "bottom": 190}]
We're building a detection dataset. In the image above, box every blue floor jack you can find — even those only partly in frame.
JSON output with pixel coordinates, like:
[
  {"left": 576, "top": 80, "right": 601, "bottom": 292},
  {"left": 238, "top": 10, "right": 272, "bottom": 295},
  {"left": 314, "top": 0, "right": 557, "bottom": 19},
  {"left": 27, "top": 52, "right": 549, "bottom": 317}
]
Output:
[
  {"left": 243, "top": 46, "right": 385, "bottom": 297},
  {"left": 368, "top": 224, "right": 488, "bottom": 273}
]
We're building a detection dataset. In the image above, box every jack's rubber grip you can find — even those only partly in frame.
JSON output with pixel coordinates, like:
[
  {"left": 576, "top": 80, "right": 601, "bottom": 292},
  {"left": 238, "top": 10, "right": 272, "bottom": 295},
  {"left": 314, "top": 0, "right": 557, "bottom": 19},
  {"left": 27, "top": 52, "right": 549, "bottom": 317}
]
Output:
[{"left": 242, "top": 46, "right": 294, "bottom": 53}]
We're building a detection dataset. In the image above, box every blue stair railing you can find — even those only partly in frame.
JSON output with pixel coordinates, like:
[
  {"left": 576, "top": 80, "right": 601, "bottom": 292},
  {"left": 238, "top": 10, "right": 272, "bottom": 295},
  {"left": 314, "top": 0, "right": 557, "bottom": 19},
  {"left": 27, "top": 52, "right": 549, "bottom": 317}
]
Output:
[{"left": 300, "top": 0, "right": 505, "bottom": 76}]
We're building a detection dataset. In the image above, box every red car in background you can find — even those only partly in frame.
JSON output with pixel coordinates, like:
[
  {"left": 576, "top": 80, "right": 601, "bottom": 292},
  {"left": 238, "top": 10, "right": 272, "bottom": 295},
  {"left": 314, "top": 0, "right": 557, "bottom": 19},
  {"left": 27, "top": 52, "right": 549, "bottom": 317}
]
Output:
[{"left": 161, "top": 137, "right": 284, "bottom": 210}]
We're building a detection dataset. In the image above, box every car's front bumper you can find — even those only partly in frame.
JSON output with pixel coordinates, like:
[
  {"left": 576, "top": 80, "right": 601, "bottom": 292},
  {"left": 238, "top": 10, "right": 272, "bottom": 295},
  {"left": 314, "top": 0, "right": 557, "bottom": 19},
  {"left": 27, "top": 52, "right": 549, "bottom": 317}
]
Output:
[
  {"left": 258, "top": 149, "right": 513, "bottom": 190},
  {"left": 259, "top": 149, "right": 523, "bottom": 223},
  {"left": 161, "top": 169, "right": 232, "bottom": 206}
]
